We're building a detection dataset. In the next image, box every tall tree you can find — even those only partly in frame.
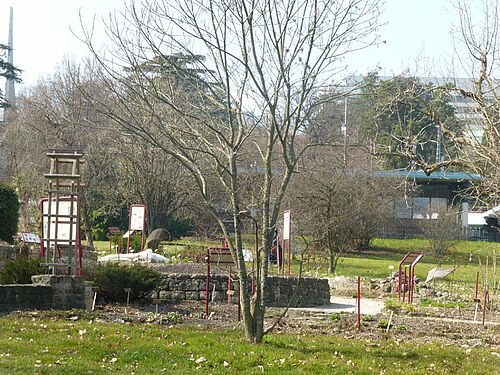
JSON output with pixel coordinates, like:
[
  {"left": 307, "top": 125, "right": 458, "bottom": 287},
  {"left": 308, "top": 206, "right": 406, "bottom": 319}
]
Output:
[
  {"left": 369, "top": 0, "right": 500, "bottom": 203},
  {"left": 82, "top": 0, "right": 381, "bottom": 342},
  {"left": 0, "top": 43, "right": 21, "bottom": 108},
  {"left": 354, "top": 74, "right": 459, "bottom": 170}
]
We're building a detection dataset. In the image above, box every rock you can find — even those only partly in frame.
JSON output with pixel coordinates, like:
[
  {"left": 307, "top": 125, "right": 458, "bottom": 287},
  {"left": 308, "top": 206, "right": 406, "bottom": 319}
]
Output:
[
  {"left": 145, "top": 228, "right": 171, "bottom": 250},
  {"left": 327, "top": 276, "right": 357, "bottom": 291}
]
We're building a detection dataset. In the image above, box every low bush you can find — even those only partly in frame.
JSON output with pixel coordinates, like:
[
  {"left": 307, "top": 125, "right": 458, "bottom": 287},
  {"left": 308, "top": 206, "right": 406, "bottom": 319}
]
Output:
[
  {"left": 0, "top": 256, "right": 44, "bottom": 284},
  {"left": 87, "top": 262, "right": 161, "bottom": 302},
  {"left": 377, "top": 319, "right": 389, "bottom": 329}
]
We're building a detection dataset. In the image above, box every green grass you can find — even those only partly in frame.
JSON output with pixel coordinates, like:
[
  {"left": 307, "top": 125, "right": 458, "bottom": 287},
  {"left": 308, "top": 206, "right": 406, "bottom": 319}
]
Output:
[
  {"left": 0, "top": 316, "right": 498, "bottom": 374},
  {"left": 293, "top": 238, "right": 499, "bottom": 284},
  {"left": 89, "top": 237, "right": 498, "bottom": 289}
]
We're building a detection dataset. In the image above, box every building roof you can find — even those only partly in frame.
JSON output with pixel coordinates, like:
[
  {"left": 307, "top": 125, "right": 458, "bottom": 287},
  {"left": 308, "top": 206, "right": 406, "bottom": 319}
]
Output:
[{"left": 373, "top": 170, "right": 482, "bottom": 183}]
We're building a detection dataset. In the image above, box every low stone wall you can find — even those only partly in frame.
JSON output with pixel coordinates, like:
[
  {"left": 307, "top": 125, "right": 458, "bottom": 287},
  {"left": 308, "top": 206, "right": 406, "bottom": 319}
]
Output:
[
  {"left": 0, "top": 275, "right": 86, "bottom": 312},
  {"left": 152, "top": 274, "right": 330, "bottom": 307}
]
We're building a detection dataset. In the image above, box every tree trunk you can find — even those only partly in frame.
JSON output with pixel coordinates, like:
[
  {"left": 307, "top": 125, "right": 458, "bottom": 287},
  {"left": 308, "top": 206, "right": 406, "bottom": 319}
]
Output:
[{"left": 81, "top": 202, "right": 94, "bottom": 247}]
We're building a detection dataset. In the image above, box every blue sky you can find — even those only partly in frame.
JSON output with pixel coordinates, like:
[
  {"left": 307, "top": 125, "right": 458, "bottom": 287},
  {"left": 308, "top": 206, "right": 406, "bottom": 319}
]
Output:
[{"left": 1, "top": 0, "right": 459, "bottom": 91}]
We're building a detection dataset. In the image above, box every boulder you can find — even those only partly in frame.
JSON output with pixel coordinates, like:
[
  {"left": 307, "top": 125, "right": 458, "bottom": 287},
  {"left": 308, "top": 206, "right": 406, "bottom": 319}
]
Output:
[{"left": 145, "top": 228, "right": 171, "bottom": 250}]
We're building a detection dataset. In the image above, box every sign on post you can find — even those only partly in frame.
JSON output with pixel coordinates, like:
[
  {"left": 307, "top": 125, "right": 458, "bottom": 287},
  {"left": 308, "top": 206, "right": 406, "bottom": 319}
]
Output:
[
  {"left": 21, "top": 232, "right": 41, "bottom": 244},
  {"left": 130, "top": 205, "right": 146, "bottom": 230},
  {"left": 283, "top": 210, "right": 291, "bottom": 240},
  {"left": 282, "top": 210, "right": 292, "bottom": 275},
  {"left": 126, "top": 204, "right": 146, "bottom": 253}
]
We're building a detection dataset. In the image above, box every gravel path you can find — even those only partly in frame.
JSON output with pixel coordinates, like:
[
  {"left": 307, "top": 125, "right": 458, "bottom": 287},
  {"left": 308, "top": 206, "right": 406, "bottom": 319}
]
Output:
[{"left": 289, "top": 295, "right": 385, "bottom": 315}]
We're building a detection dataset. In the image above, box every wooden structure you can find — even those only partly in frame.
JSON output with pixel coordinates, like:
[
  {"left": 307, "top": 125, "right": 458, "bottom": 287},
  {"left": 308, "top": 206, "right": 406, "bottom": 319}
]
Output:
[
  {"left": 41, "top": 150, "right": 84, "bottom": 275},
  {"left": 205, "top": 247, "right": 240, "bottom": 320}
]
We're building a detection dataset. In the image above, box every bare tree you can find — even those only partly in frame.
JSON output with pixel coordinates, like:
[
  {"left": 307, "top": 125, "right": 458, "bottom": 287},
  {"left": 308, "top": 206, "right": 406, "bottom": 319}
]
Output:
[
  {"left": 81, "top": 0, "right": 381, "bottom": 342},
  {"left": 289, "top": 146, "right": 403, "bottom": 273},
  {"left": 418, "top": 202, "right": 464, "bottom": 258}
]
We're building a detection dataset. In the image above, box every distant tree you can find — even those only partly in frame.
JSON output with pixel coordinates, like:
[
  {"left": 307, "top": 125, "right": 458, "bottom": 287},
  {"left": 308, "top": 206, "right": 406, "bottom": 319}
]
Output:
[
  {"left": 353, "top": 74, "right": 459, "bottom": 170},
  {"left": 418, "top": 203, "right": 464, "bottom": 258},
  {"left": 289, "top": 151, "right": 403, "bottom": 273},
  {"left": 0, "top": 43, "right": 21, "bottom": 108}
]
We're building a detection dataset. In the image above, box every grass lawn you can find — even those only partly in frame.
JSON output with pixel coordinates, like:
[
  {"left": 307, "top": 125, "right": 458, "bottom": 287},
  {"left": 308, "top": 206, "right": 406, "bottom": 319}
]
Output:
[{"left": 0, "top": 316, "right": 498, "bottom": 374}]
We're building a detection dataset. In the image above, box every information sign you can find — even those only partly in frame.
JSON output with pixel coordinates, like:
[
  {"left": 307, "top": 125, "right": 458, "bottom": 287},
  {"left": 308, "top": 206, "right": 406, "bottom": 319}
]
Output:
[
  {"left": 130, "top": 205, "right": 146, "bottom": 231},
  {"left": 21, "top": 232, "right": 41, "bottom": 244},
  {"left": 283, "top": 210, "right": 291, "bottom": 240}
]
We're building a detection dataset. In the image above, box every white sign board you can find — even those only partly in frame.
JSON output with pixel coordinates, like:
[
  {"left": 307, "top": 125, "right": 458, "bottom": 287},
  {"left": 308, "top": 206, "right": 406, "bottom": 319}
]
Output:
[
  {"left": 21, "top": 232, "right": 41, "bottom": 244},
  {"left": 42, "top": 200, "right": 78, "bottom": 243},
  {"left": 122, "top": 230, "right": 135, "bottom": 239},
  {"left": 283, "top": 210, "right": 291, "bottom": 240},
  {"left": 130, "top": 205, "right": 146, "bottom": 231}
]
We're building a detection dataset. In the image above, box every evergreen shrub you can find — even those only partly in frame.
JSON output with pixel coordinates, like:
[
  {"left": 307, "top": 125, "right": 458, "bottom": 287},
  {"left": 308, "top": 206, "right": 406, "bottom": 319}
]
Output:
[
  {"left": 87, "top": 262, "right": 161, "bottom": 302},
  {"left": 0, "top": 256, "right": 44, "bottom": 284},
  {"left": 0, "top": 183, "right": 20, "bottom": 244}
]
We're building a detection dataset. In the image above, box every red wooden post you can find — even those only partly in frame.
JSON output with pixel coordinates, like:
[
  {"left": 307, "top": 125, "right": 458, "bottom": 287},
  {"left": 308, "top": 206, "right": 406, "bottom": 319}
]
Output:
[
  {"left": 403, "top": 266, "right": 407, "bottom": 302},
  {"left": 288, "top": 238, "right": 291, "bottom": 276},
  {"left": 205, "top": 250, "right": 210, "bottom": 316},
  {"left": 409, "top": 266, "right": 413, "bottom": 303},
  {"left": 357, "top": 276, "right": 361, "bottom": 331},
  {"left": 482, "top": 290, "right": 488, "bottom": 325},
  {"left": 281, "top": 239, "right": 285, "bottom": 276},
  {"left": 398, "top": 264, "right": 402, "bottom": 299}
]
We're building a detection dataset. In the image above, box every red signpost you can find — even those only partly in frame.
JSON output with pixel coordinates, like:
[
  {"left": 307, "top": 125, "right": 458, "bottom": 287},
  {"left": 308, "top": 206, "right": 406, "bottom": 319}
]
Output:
[{"left": 398, "top": 252, "right": 424, "bottom": 303}]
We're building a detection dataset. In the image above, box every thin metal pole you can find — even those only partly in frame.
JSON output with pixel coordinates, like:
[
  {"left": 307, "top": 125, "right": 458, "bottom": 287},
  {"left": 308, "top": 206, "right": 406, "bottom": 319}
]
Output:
[
  {"left": 475, "top": 271, "right": 479, "bottom": 300},
  {"left": 357, "top": 276, "right": 361, "bottom": 331}
]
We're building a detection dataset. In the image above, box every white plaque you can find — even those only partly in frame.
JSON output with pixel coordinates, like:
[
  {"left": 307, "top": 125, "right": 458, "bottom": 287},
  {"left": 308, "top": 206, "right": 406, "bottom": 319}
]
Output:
[
  {"left": 22, "top": 232, "right": 41, "bottom": 244},
  {"left": 130, "top": 205, "right": 146, "bottom": 231},
  {"left": 283, "top": 210, "right": 291, "bottom": 240},
  {"left": 42, "top": 199, "right": 78, "bottom": 243}
]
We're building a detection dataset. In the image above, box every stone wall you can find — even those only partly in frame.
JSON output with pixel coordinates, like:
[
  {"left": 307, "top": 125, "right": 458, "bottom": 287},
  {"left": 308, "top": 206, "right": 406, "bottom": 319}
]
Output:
[
  {"left": 0, "top": 243, "right": 17, "bottom": 271},
  {"left": 0, "top": 275, "right": 85, "bottom": 312},
  {"left": 152, "top": 274, "right": 330, "bottom": 307}
]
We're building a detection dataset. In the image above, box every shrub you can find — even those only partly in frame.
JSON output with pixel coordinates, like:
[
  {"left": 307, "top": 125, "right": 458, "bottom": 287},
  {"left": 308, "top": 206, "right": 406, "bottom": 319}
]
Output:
[
  {"left": 328, "top": 313, "right": 341, "bottom": 321},
  {"left": 377, "top": 319, "right": 389, "bottom": 329},
  {"left": 87, "top": 262, "right": 161, "bottom": 302},
  {"left": 0, "top": 183, "right": 20, "bottom": 244},
  {"left": 0, "top": 256, "right": 44, "bottom": 284}
]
